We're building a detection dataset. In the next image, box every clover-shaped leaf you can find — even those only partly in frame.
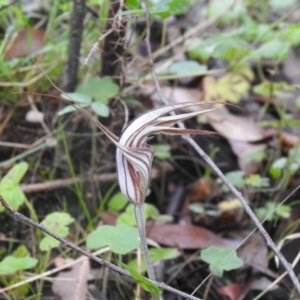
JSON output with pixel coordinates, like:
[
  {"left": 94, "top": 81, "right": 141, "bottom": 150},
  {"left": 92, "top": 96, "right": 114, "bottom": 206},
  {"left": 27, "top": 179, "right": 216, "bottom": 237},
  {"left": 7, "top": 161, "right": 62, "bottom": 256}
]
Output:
[
  {"left": 201, "top": 246, "right": 243, "bottom": 277},
  {"left": 153, "top": 144, "right": 171, "bottom": 160},
  {"left": 0, "top": 256, "right": 38, "bottom": 275},
  {"left": 108, "top": 192, "right": 128, "bottom": 211},
  {"left": 203, "top": 74, "right": 250, "bottom": 103},
  {"left": 86, "top": 224, "right": 139, "bottom": 255},
  {"left": 117, "top": 203, "right": 159, "bottom": 226},
  {"left": 0, "top": 162, "right": 28, "bottom": 212},
  {"left": 39, "top": 212, "right": 74, "bottom": 251},
  {"left": 0, "top": 245, "right": 38, "bottom": 275},
  {"left": 128, "top": 247, "right": 180, "bottom": 273},
  {"left": 76, "top": 77, "right": 119, "bottom": 104}
]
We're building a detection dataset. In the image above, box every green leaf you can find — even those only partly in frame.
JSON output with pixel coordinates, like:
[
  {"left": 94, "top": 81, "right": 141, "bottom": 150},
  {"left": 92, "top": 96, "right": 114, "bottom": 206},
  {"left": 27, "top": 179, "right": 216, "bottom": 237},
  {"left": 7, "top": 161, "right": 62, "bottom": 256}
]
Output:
[
  {"left": 126, "top": 0, "right": 140, "bottom": 9},
  {"left": 245, "top": 174, "right": 270, "bottom": 188},
  {"left": 187, "top": 35, "right": 249, "bottom": 62},
  {"left": 157, "top": 61, "right": 207, "bottom": 78},
  {"left": 0, "top": 0, "right": 9, "bottom": 5},
  {"left": 13, "top": 245, "right": 30, "bottom": 258},
  {"left": 128, "top": 247, "right": 180, "bottom": 273},
  {"left": 253, "top": 81, "right": 294, "bottom": 97},
  {"left": 269, "top": 157, "right": 287, "bottom": 179},
  {"left": 269, "top": 0, "right": 297, "bottom": 9},
  {"left": 218, "top": 171, "right": 245, "bottom": 192},
  {"left": 76, "top": 77, "right": 119, "bottom": 104},
  {"left": 276, "top": 205, "right": 291, "bottom": 219},
  {"left": 284, "top": 24, "right": 300, "bottom": 46},
  {"left": 1, "top": 162, "right": 28, "bottom": 186},
  {"left": 60, "top": 93, "right": 92, "bottom": 105},
  {"left": 255, "top": 202, "right": 290, "bottom": 222},
  {"left": 108, "top": 192, "right": 128, "bottom": 211},
  {"left": 91, "top": 102, "right": 110, "bottom": 117},
  {"left": 58, "top": 93, "right": 92, "bottom": 116},
  {"left": 209, "top": 36, "right": 248, "bottom": 61},
  {"left": 216, "top": 73, "right": 250, "bottom": 103},
  {"left": 117, "top": 208, "right": 136, "bottom": 226},
  {"left": 117, "top": 203, "right": 159, "bottom": 226},
  {"left": 121, "top": 262, "right": 162, "bottom": 297},
  {"left": 150, "top": 0, "right": 195, "bottom": 19},
  {"left": 144, "top": 203, "right": 159, "bottom": 220},
  {"left": 207, "top": 0, "right": 246, "bottom": 22},
  {"left": 186, "top": 39, "right": 213, "bottom": 63},
  {"left": 153, "top": 144, "right": 171, "bottom": 160},
  {"left": 251, "top": 39, "right": 290, "bottom": 61},
  {"left": 0, "top": 162, "right": 28, "bottom": 212},
  {"left": 0, "top": 256, "right": 38, "bottom": 275},
  {"left": 189, "top": 203, "right": 205, "bottom": 214},
  {"left": 86, "top": 224, "right": 139, "bottom": 255},
  {"left": 58, "top": 104, "right": 89, "bottom": 116},
  {"left": 39, "top": 212, "right": 74, "bottom": 251},
  {"left": 201, "top": 247, "right": 243, "bottom": 277}
]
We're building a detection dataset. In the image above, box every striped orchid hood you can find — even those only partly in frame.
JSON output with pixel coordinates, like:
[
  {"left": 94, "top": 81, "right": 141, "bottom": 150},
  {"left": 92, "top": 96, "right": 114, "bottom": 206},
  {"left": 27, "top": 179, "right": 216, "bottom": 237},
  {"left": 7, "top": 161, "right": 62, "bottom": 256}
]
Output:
[{"left": 116, "top": 103, "right": 217, "bottom": 205}]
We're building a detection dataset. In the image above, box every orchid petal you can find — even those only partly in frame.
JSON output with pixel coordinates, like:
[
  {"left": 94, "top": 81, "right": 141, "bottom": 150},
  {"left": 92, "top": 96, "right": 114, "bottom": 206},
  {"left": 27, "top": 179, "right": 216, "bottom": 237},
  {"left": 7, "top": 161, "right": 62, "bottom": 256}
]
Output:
[{"left": 115, "top": 103, "right": 219, "bottom": 205}]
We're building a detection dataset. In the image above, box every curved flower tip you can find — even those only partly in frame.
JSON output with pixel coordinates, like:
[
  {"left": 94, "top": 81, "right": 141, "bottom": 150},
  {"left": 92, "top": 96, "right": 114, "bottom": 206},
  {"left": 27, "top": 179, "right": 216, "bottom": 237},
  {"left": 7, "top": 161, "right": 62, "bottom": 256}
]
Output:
[{"left": 116, "top": 103, "right": 217, "bottom": 205}]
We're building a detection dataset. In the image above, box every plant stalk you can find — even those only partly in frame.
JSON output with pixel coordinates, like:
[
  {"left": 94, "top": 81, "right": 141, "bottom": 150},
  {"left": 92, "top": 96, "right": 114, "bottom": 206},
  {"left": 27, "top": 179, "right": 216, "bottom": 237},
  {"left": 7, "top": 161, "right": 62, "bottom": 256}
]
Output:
[{"left": 134, "top": 204, "right": 156, "bottom": 282}]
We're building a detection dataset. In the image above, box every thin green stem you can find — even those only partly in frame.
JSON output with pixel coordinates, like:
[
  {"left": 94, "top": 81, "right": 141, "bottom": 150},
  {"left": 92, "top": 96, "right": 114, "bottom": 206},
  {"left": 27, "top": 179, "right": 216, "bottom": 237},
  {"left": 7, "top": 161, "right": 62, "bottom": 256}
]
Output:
[
  {"left": 59, "top": 119, "right": 92, "bottom": 228},
  {"left": 134, "top": 204, "right": 156, "bottom": 282}
]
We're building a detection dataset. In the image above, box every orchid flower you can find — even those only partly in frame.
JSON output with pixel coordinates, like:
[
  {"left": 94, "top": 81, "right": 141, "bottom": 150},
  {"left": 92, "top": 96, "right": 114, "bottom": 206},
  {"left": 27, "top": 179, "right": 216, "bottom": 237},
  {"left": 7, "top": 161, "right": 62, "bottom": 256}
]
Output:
[
  {"left": 66, "top": 101, "right": 217, "bottom": 284},
  {"left": 116, "top": 103, "right": 216, "bottom": 206}
]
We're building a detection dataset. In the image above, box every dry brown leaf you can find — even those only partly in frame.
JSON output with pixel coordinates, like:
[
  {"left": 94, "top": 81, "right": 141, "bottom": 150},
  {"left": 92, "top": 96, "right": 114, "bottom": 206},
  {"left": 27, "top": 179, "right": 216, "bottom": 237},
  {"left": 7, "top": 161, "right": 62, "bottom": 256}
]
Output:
[
  {"left": 147, "top": 224, "right": 237, "bottom": 249},
  {"left": 203, "top": 74, "right": 250, "bottom": 103},
  {"left": 188, "top": 177, "right": 220, "bottom": 201},
  {"left": 143, "top": 83, "right": 203, "bottom": 105},
  {"left": 229, "top": 140, "right": 266, "bottom": 175},
  {"left": 4, "top": 28, "right": 45, "bottom": 60},
  {"left": 237, "top": 232, "right": 268, "bottom": 269},
  {"left": 52, "top": 258, "right": 90, "bottom": 300},
  {"left": 53, "top": 257, "right": 74, "bottom": 268},
  {"left": 207, "top": 108, "right": 263, "bottom": 142},
  {"left": 280, "top": 131, "right": 300, "bottom": 149},
  {"left": 217, "top": 283, "right": 244, "bottom": 300}
]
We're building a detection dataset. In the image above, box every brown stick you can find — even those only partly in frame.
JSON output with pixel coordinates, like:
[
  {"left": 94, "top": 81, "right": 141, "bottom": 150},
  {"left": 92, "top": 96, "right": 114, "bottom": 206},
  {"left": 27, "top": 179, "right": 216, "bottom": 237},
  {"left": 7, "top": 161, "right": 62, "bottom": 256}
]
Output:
[{"left": 63, "top": 0, "right": 86, "bottom": 92}]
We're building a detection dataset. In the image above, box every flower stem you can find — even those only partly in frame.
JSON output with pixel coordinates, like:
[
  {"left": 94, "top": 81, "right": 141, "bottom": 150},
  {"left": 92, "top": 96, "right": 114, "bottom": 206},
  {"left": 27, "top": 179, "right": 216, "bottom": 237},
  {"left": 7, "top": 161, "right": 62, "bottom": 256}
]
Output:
[{"left": 134, "top": 204, "right": 156, "bottom": 282}]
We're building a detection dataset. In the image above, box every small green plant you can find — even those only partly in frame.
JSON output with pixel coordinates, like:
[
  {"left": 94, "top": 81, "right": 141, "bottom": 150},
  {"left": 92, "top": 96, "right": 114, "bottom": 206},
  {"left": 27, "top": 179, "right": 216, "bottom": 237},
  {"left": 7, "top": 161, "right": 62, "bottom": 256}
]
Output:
[
  {"left": 0, "top": 245, "right": 38, "bottom": 275},
  {"left": 201, "top": 246, "right": 243, "bottom": 277},
  {"left": 0, "top": 162, "right": 28, "bottom": 212},
  {"left": 255, "top": 202, "right": 291, "bottom": 222},
  {"left": 0, "top": 245, "right": 38, "bottom": 298},
  {"left": 153, "top": 144, "right": 171, "bottom": 160},
  {"left": 39, "top": 212, "right": 75, "bottom": 251},
  {"left": 86, "top": 224, "right": 139, "bottom": 255},
  {"left": 269, "top": 146, "right": 300, "bottom": 180},
  {"left": 217, "top": 170, "right": 270, "bottom": 192},
  {"left": 58, "top": 76, "right": 119, "bottom": 117}
]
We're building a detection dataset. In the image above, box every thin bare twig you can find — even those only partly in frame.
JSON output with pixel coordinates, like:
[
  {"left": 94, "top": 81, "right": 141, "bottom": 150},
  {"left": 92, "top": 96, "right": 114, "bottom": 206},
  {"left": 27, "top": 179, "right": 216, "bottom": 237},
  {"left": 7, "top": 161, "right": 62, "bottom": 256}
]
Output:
[
  {"left": 143, "top": 0, "right": 300, "bottom": 296},
  {"left": 0, "top": 247, "right": 110, "bottom": 294},
  {"left": 0, "top": 196, "right": 201, "bottom": 300}
]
